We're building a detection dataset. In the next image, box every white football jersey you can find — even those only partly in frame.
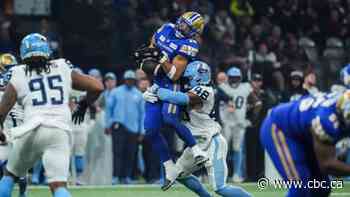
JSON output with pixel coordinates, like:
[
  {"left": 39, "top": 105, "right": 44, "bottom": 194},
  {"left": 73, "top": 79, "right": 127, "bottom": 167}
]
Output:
[
  {"left": 0, "top": 91, "right": 24, "bottom": 130},
  {"left": 219, "top": 82, "right": 253, "bottom": 124},
  {"left": 9, "top": 58, "right": 73, "bottom": 131},
  {"left": 184, "top": 85, "right": 221, "bottom": 140}
]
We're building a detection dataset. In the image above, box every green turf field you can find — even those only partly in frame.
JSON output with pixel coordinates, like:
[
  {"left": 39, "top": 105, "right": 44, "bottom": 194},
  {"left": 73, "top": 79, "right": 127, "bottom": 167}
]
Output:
[{"left": 11, "top": 183, "right": 350, "bottom": 197}]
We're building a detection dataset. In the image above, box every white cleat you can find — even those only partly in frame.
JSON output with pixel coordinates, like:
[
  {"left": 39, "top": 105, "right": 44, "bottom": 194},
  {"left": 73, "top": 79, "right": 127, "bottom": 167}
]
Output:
[{"left": 161, "top": 164, "right": 181, "bottom": 191}]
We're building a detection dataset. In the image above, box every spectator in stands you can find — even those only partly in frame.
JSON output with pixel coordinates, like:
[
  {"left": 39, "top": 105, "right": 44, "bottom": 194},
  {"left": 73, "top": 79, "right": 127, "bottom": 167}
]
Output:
[
  {"left": 107, "top": 70, "right": 145, "bottom": 185},
  {"left": 283, "top": 70, "right": 304, "bottom": 101},
  {"left": 303, "top": 67, "right": 321, "bottom": 96},
  {"left": 214, "top": 71, "right": 230, "bottom": 125}
]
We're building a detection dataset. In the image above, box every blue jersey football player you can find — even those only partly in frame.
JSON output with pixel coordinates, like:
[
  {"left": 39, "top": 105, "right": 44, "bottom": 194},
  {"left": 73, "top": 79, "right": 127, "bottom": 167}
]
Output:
[
  {"left": 260, "top": 91, "right": 350, "bottom": 197},
  {"left": 141, "top": 12, "right": 208, "bottom": 190}
]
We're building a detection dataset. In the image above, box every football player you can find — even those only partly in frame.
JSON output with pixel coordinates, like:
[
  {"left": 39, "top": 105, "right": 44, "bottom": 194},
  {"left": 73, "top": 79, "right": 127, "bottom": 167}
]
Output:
[
  {"left": 137, "top": 11, "right": 208, "bottom": 190},
  {"left": 218, "top": 66, "right": 255, "bottom": 182},
  {"left": 0, "top": 54, "right": 27, "bottom": 197},
  {"left": 144, "top": 61, "right": 252, "bottom": 197},
  {"left": 261, "top": 90, "right": 350, "bottom": 197},
  {"left": 0, "top": 33, "right": 103, "bottom": 197}
]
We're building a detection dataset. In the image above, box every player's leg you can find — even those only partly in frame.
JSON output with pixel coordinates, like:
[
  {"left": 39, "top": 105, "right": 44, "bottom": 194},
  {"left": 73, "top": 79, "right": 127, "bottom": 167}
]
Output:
[
  {"left": 31, "top": 160, "right": 43, "bottom": 184},
  {"left": 232, "top": 126, "right": 245, "bottom": 182},
  {"left": 18, "top": 176, "right": 27, "bottom": 197},
  {"left": 260, "top": 119, "right": 314, "bottom": 197},
  {"left": 208, "top": 135, "right": 251, "bottom": 197},
  {"left": 1, "top": 131, "right": 40, "bottom": 197},
  {"left": 162, "top": 102, "right": 207, "bottom": 164},
  {"left": 176, "top": 148, "right": 212, "bottom": 197},
  {"left": 40, "top": 127, "right": 71, "bottom": 197},
  {"left": 144, "top": 102, "right": 178, "bottom": 189},
  {"left": 73, "top": 129, "right": 88, "bottom": 185}
]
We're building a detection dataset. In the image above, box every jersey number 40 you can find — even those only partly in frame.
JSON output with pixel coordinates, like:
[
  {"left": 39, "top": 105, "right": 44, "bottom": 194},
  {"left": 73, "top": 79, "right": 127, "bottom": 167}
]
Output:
[{"left": 29, "top": 75, "right": 64, "bottom": 106}]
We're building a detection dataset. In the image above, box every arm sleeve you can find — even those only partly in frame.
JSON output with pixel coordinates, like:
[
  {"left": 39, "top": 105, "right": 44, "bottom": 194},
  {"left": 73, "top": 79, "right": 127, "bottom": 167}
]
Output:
[
  {"left": 157, "top": 88, "right": 189, "bottom": 105},
  {"left": 218, "top": 83, "right": 234, "bottom": 98}
]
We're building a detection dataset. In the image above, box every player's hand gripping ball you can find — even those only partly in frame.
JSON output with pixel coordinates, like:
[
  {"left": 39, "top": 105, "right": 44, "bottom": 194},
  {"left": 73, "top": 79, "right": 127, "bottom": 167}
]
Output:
[{"left": 134, "top": 45, "right": 161, "bottom": 76}]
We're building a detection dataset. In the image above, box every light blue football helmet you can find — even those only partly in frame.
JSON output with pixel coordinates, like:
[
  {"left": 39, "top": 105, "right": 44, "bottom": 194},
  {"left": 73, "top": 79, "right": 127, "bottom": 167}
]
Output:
[
  {"left": 20, "top": 33, "right": 52, "bottom": 60},
  {"left": 340, "top": 63, "right": 350, "bottom": 88},
  {"left": 227, "top": 66, "right": 242, "bottom": 78},
  {"left": 183, "top": 61, "right": 211, "bottom": 88}
]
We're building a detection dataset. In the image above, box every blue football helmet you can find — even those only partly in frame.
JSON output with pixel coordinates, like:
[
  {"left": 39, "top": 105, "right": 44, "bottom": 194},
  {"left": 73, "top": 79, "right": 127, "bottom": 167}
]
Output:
[
  {"left": 227, "top": 66, "right": 242, "bottom": 78},
  {"left": 175, "top": 11, "right": 205, "bottom": 38},
  {"left": 20, "top": 33, "right": 52, "bottom": 60},
  {"left": 227, "top": 66, "right": 242, "bottom": 87},
  {"left": 183, "top": 61, "right": 211, "bottom": 88},
  {"left": 340, "top": 63, "right": 350, "bottom": 88},
  {"left": 0, "top": 53, "right": 17, "bottom": 87}
]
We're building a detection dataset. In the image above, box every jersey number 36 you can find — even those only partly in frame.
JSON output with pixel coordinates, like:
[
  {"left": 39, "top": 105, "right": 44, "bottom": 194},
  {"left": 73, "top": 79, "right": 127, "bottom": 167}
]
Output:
[{"left": 29, "top": 75, "right": 64, "bottom": 106}]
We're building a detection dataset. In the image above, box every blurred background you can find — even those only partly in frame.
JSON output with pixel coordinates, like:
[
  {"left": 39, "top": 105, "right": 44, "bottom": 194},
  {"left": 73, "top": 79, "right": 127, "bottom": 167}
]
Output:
[{"left": 1, "top": 0, "right": 350, "bottom": 185}]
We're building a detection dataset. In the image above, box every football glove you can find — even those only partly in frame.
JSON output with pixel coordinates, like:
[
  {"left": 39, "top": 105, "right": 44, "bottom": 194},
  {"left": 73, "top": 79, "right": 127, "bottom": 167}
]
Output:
[{"left": 72, "top": 99, "right": 88, "bottom": 124}]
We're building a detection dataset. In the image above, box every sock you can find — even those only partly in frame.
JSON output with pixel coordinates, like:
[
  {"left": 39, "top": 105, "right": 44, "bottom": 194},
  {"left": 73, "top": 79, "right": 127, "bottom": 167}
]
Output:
[
  {"left": 32, "top": 160, "right": 43, "bottom": 184},
  {"left": 74, "top": 155, "right": 85, "bottom": 176},
  {"left": 178, "top": 175, "right": 212, "bottom": 197},
  {"left": 18, "top": 177, "right": 27, "bottom": 195},
  {"left": 0, "top": 176, "right": 15, "bottom": 197},
  {"left": 216, "top": 186, "right": 252, "bottom": 197},
  {"left": 233, "top": 150, "right": 243, "bottom": 177},
  {"left": 163, "top": 114, "right": 196, "bottom": 147},
  {"left": 146, "top": 128, "right": 171, "bottom": 162},
  {"left": 54, "top": 187, "right": 71, "bottom": 197}
]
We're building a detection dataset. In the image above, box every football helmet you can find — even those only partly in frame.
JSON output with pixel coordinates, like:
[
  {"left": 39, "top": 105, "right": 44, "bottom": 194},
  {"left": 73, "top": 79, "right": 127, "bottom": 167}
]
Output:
[
  {"left": 183, "top": 60, "right": 211, "bottom": 88},
  {"left": 176, "top": 11, "right": 205, "bottom": 38},
  {"left": 20, "top": 33, "right": 51, "bottom": 60}
]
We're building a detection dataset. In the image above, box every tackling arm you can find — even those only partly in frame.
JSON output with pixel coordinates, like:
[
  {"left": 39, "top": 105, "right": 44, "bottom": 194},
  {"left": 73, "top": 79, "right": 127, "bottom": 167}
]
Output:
[{"left": 157, "top": 88, "right": 202, "bottom": 106}]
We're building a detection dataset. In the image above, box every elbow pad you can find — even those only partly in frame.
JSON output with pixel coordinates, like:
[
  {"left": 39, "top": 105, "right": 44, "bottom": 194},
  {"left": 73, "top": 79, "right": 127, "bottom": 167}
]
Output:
[{"left": 157, "top": 88, "right": 189, "bottom": 105}]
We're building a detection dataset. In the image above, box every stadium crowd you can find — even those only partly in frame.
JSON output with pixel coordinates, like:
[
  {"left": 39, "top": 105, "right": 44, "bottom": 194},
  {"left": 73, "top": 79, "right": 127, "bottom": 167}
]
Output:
[{"left": 1, "top": 0, "right": 350, "bottom": 185}]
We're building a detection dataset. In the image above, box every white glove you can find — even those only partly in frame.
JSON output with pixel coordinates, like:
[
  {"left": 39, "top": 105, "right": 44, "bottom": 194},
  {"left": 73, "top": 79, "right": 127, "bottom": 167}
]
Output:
[
  {"left": 148, "top": 84, "right": 159, "bottom": 93},
  {"left": 143, "top": 89, "right": 159, "bottom": 103}
]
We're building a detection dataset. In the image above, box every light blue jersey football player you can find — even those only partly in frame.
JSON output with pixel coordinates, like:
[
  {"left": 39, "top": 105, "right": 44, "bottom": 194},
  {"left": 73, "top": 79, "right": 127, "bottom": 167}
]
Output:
[{"left": 144, "top": 60, "right": 252, "bottom": 197}]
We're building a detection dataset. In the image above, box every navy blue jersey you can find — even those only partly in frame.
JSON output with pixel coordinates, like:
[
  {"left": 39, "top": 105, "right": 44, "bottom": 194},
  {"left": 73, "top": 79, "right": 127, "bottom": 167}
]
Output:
[
  {"left": 270, "top": 93, "right": 347, "bottom": 145},
  {"left": 154, "top": 23, "right": 199, "bottom": 62}
]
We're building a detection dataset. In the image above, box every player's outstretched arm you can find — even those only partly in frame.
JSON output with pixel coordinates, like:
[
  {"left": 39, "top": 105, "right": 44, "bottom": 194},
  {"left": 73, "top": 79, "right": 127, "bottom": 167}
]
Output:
[
  {"left": 157, "top": 88, "right": 202, "bottom": 107},
  {"left": 72, "top": 70, "right": 104, "bottom": 105},
  {"left": 312, "top": 131, "right": 350, "bottom": 176},
  {"left": 0, "top": 84, "right": 17, "bottom": 141}
]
